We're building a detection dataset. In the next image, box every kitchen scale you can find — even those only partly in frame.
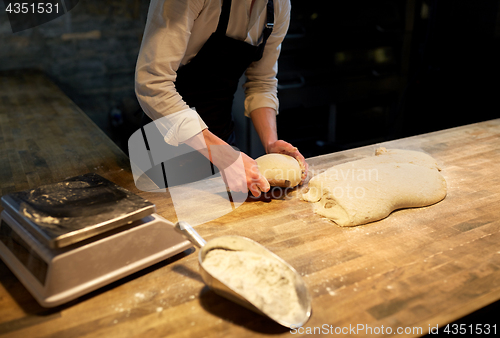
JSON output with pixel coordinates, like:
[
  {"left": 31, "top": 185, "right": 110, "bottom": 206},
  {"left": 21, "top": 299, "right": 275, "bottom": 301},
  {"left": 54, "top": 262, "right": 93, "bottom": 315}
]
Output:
[{"left": 0, "top": 173, "right": 192, "bottom": 307}]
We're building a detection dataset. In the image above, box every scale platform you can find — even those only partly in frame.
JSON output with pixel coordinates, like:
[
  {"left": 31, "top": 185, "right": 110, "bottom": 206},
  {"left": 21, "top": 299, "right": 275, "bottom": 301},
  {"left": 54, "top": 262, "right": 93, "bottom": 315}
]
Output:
[{"left": 0, "top": 173, "right": 192, "bottom": 307}]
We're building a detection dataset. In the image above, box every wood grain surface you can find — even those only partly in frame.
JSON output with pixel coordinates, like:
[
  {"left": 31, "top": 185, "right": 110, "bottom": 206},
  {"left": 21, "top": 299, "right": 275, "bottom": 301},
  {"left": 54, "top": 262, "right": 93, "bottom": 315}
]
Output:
[
  {"left": 0, "top": 69, "right": 135, "bottom": 198},
  {"left": 1, "top": 70, "right": 500, "bottom": 337}
]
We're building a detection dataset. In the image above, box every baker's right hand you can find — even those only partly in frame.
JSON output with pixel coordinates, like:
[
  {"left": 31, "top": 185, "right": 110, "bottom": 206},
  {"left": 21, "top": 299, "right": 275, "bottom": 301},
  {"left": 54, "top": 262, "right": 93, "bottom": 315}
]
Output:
[
  {"left": 241, "top": 152, "right": 270, "bottom": 197},
  {"left": 210, "top": 145, "right": 270, "bottom": 197},
  {"left": 184, "top": 129, "right": 269, "bottom": 197}
]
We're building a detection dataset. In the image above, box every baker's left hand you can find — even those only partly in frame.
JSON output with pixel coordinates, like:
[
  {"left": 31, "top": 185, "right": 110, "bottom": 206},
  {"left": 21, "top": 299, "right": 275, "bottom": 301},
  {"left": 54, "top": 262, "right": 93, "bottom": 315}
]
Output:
[{"left": 266, "top": 140, "right": 308, "bottom": 184}]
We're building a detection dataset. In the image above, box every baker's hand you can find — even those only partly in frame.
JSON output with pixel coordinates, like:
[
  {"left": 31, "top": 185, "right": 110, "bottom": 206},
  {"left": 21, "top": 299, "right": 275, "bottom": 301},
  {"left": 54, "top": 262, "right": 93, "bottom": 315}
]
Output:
[
  {"left": 241, "top": 152, "right": 270, "bottom": 197},
  {"left": 208, "top": 143, "right": 270, "bottom": 198},
  {"left": 266, "top": 140, "right": 309, "bottom": 184}
]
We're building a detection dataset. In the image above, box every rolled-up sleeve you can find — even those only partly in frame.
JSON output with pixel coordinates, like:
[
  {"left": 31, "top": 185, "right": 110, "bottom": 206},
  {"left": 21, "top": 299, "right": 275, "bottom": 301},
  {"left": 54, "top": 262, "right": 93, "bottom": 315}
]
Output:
[
  {"left": 243, "top": 0, "right": 291, "bottom": 117},
  {"left": 135, "top": 0, "right": 208, "bottom": 146}
]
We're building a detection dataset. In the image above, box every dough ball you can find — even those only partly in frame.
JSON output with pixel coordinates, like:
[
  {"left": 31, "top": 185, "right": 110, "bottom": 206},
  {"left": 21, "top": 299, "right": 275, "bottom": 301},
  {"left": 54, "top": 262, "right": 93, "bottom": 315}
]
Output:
[{"left": 256, "top": 154, "right": 302, "bottom": 188}]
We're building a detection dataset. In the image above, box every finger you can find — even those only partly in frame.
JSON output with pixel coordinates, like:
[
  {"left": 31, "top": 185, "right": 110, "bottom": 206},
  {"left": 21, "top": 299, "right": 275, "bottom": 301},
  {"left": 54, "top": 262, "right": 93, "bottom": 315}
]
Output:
[
  {"left": 273, "top": 141, "right": 297, "bottom": 154},
  {"left": 249, "top": 171, "right": 270, "bottom": 191},
  {"left": 300, "top": 161, "right": 309, "bottom": 182},
  {"left": 290, "top": 151, "right": 308, "bottom": 183},
  {"left": 258, "top": 175, "right": 270, "bottom": 192},
  {"left": 248, "top": 182, "right": 262, "bottom": 197}
]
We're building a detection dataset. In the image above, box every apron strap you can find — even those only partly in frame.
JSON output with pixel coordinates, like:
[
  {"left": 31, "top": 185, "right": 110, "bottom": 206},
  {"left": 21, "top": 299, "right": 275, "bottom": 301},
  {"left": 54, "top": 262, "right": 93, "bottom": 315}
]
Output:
[
  {"left": 255, "top": 0, "right": 274, "bottom": 61},
  {"left": 265, "top": 0, "right": 274, "bottom": 30},
  {"left": 216, "top": 0, "right": 232, "bottom": 35},
  {"left": 216, "top": 0, "right": 274, "bottom": 50}
]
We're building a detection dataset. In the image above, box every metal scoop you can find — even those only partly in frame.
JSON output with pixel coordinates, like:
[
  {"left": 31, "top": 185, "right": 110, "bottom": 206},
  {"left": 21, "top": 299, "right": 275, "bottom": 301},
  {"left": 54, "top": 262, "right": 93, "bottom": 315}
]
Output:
[{"left": 174, "top": 221, "right": 312, "bottom": 328}]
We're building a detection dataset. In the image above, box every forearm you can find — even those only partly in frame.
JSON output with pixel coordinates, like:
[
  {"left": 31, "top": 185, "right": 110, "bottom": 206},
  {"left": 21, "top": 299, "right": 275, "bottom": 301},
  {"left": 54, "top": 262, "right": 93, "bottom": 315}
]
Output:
[
  {"left": 250, "top": 107, "right": 278, "bottom": 153},
  {"left": 183, "top": 128, "right": 227, "bottom": 162}
]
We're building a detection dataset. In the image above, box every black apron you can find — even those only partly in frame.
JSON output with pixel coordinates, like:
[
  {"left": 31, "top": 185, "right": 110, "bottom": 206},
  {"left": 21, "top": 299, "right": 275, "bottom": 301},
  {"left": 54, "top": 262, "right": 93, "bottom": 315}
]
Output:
[
  {"left": 143, "top": 0, "right": 274, "bottom": 144},
  {"left": 140, "top": 0, "right": 274, "bottom": 188},
  {"left": 174, "top": 0, "right": 274, "bottom": 143}
]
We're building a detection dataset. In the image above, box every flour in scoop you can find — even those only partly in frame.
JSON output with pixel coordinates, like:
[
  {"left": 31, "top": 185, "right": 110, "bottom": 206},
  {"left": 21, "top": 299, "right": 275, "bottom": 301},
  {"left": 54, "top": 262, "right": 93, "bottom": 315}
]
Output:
[{"left": 202, "top": 249, "right": 302, "bottom": 321}]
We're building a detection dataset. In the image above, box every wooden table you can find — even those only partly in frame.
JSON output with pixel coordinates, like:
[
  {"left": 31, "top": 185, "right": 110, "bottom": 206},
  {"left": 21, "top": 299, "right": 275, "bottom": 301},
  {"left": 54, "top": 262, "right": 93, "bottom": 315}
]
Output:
[{"left": 1, "top": 70, "right": 500, "bottom": 337}]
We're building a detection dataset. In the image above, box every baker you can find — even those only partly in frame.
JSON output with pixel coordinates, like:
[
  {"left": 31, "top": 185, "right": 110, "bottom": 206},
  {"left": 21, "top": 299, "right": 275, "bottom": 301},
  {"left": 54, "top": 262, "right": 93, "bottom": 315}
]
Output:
[{"left": 135, "top": 0, "right": 308, "bottom": 197}]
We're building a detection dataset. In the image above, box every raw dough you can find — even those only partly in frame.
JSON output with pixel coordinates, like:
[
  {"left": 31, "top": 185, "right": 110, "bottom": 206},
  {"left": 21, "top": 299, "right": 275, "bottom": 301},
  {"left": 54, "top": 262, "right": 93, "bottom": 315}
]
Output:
[
  {"left": 301, "top": 147, "right": 447, "bottom": 226},
  {"left": 256, "top": 154, "right": 302, "bottom": 188}
]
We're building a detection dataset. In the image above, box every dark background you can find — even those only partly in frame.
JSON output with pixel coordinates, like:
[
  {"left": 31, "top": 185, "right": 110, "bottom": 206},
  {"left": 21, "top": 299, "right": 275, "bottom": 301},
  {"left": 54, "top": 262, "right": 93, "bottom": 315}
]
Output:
[
  {"left": 275, "top": 0, "right": 500, "bottom": 158},
  {"left": 0, "top": 0, "right": 498, "bottom": 157}
]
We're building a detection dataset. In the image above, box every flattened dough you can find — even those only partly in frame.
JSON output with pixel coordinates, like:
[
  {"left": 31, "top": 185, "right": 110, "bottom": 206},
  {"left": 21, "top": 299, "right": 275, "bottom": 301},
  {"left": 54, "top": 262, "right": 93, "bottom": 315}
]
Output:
[
  {"left": 256, "top": 154, "right": 302, "bottom": 188},
  {"left": 301, "top": 148, "right": 447, "bottom": 226}
]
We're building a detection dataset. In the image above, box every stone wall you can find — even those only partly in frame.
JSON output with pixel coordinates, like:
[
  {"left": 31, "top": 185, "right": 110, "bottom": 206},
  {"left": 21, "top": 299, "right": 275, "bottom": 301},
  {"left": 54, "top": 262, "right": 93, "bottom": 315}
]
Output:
[{"left": 0, "top": 0, "right": 151, "bottom": 152}]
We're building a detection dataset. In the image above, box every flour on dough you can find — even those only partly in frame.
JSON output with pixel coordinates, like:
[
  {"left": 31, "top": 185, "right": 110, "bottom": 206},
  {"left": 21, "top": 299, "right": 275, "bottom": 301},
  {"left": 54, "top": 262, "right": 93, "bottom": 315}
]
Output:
[
  {"left": 301, "top": 147, "right": 447, "bottom": 226},
  {"left": 256, "top": 154, "right": 302, "bottom": 188}
]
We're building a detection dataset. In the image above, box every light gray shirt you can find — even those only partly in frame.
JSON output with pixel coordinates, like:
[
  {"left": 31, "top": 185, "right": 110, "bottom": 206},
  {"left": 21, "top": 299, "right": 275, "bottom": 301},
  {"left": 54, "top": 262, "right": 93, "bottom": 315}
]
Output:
[{"left": 135, "top": 0, "right": 291, "bottom": 146}]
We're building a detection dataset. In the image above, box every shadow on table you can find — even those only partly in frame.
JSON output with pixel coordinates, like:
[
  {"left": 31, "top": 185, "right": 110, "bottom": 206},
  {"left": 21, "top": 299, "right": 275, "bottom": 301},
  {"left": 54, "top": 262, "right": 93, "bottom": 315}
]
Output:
[
  {"left": 198, "top": 285, "right": 290, "bottom": 334},
  {"left": 0, "top": 247, "right": 195, "bottom": 324},
  {"left": 172, "top": 264, "right": 292, "bottom": 334},
  {"left": 245, "top": 186, "right": 302, "bottom": 203}
]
